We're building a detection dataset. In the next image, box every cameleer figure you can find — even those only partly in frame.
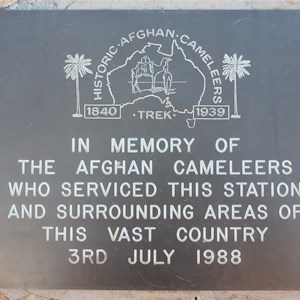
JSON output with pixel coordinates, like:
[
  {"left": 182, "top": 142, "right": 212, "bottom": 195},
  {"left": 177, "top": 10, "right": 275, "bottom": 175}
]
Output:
[{"left": 163, "top": 65, "right": 172, "bottom": 95}]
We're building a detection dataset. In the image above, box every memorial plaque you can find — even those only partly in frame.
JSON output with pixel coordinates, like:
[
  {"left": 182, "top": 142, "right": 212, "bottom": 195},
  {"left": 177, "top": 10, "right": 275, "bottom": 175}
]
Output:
[{"left": 1, "top": 10, "right": 300, "bottom": 290}]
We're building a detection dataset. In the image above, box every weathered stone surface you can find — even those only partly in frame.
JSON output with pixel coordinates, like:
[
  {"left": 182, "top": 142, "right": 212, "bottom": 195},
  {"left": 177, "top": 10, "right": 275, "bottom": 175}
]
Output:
[
  {"left": 0, "top": 0, "right": 17, "bottom": 8},
  {"left": 54, "top": 0, "right": 300, "bottom": 9},
  {"left": 3, "top": 290, "right": 300, "bottom": 300},
  {"left": 3, "top": 0, "right": 300, "bottom": 10},
  {"left": 6, "top": 0, "right": 55, "bottom": 9},
  {"left": 151, "top": 298, "right": 191, "bottom": 300},
  {"left": 22, "top": 295, "right": 45, "bottom": 300}
]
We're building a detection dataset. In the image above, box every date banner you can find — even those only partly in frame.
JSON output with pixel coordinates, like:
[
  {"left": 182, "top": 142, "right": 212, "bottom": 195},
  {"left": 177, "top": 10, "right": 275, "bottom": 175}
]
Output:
[{"left": 0, "top": 10, "right": 300, "bottom": 290}]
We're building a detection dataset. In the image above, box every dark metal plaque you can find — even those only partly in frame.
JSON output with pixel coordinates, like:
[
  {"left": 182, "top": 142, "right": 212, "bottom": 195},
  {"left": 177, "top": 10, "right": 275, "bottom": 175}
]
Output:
[{"left": 1, "top": 10, "right": 300, "bottom": 290}]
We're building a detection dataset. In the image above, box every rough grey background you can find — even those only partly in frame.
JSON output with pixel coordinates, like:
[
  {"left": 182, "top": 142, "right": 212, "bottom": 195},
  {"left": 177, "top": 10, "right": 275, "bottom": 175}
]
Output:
[{"left": 1, "top": 0, "right": 300, "bottom": 299}]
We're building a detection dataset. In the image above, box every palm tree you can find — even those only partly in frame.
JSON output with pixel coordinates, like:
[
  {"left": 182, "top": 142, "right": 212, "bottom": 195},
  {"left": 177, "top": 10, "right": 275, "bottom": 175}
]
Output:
[
  {"left": 222, "top": 53, "right": 251, "bottom": 119},
  {"left": 64, "top": 53, "right": 93, "bottom": 117}
]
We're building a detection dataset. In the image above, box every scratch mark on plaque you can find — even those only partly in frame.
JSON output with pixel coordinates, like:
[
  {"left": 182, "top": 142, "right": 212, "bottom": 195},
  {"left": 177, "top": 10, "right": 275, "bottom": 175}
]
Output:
[
  {"left": 176, "top": 274, "right": 192, "bottom": 283},
  {"left": 233, "top": 17, "right": 286, "bottom": 32},
  {"left": 136, "top": 270, "right": 163, "bottom": 288}
]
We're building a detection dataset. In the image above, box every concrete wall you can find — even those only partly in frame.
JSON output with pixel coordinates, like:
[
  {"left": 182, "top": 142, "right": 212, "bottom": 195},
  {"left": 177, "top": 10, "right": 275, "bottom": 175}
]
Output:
[{"left": 1, "top": 0, "right": 300, "bottom": 299}]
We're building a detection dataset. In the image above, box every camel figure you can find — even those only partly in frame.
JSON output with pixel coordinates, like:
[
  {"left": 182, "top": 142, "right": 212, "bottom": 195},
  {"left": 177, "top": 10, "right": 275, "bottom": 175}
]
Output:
[{"left": 131, "top": 56, "right": 172, "bottom": 94}]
